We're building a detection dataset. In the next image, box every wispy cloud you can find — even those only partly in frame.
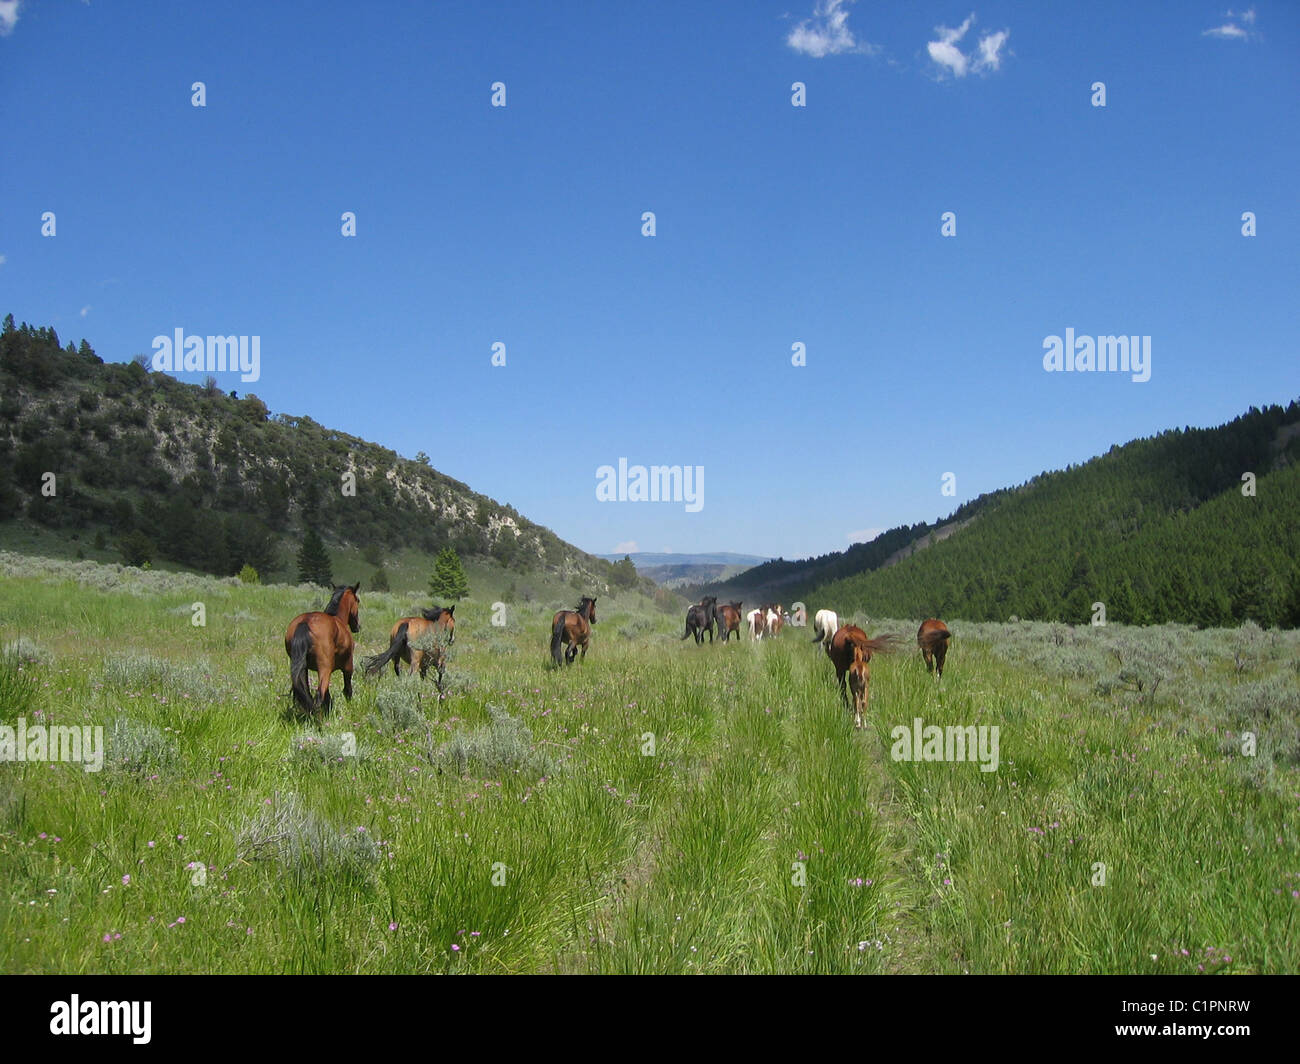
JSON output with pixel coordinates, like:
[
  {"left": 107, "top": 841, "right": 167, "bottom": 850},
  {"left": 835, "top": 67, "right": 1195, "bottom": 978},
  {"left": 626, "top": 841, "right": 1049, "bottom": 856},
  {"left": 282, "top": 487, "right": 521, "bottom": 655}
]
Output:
[
  {"left": 0, "top": 254, "right": 7, "bottom": 267},
  {"left": 786, "top": 0, "right": 878, "bottom": 59},
  {"left": 926, "top": 12, "right": 1010, "bottom": 78},
  {"left": 847, "top": 527, "right": 883, "bottom": 544},
  {"left": 80, "top": 305, "right": 91, "bottom": 318},
  {"left": 614, "top": 540, "right": 638, "bottom": 554},
  {"left": 1203, "top": 7, "right": 1259, "bottom": 40},
  {"left": 0, "top": 1, "right": 21, "bottom": 37}
]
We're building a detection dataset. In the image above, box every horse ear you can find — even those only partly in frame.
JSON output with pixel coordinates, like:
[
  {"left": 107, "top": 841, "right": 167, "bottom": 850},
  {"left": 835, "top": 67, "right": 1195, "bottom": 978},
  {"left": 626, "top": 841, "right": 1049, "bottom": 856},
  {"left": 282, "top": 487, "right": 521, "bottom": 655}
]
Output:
[
  {"left": 352, "top": 582, "right": 361, "bottom": 592},
  {"left": 447, "top": 604, "right": 454, "bottom": 615}
]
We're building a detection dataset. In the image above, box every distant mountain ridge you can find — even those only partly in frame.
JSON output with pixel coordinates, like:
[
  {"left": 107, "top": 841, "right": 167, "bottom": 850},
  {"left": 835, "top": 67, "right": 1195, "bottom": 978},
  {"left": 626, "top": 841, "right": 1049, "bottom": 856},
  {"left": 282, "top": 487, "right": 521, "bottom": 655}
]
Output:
[{"left": 701, "top": 402, "right": 1300, "bottom": 628}]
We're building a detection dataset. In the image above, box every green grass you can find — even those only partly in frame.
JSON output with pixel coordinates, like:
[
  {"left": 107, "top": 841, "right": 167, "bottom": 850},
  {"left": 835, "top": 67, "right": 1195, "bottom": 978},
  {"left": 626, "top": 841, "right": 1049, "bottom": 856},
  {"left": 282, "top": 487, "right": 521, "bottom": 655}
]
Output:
[{"left": 1, "top": 553, "right": 1297, "bottom": 973}]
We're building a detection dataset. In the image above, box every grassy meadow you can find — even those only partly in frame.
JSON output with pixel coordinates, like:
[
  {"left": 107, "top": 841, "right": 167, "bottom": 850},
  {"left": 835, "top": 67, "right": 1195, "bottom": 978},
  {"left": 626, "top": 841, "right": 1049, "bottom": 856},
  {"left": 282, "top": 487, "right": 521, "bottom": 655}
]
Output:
[{"left": 1, "top": 551, "right": 1297, "bottom": 974}]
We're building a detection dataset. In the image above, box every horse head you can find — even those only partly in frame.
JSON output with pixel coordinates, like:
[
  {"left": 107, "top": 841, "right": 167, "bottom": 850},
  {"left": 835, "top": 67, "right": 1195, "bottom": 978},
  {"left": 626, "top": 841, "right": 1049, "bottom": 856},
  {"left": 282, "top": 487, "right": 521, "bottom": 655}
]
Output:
[{"left": 344, "top": 582, "right": 361, "bottom": 632}]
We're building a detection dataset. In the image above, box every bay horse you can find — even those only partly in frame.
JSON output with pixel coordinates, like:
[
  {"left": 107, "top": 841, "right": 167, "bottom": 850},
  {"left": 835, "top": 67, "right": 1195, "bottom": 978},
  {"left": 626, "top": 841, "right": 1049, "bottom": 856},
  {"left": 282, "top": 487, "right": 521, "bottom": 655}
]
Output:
[
  {"left": 681, "top": 596, "right": 718, "bottom": 644},
  {"left": 827, "top": 625, "right": 898, "bottom": 727},
  {"left": 364, "top": 604, "right": 455, "bottom": 684},
  {"left": 716, "top": 601, "right": 743, "bottom": 642},
  {"left": 917, "top": 619, "right": 952, "bottom": 680},
  {"left": 551, "top": 596, "right": 597, "bottom": 665},
  {"left": 811, "top": 609, "right": 839, "bottom": 650},
  {"left": 284, "top": 583, "right": 360, "bottom": 717}
]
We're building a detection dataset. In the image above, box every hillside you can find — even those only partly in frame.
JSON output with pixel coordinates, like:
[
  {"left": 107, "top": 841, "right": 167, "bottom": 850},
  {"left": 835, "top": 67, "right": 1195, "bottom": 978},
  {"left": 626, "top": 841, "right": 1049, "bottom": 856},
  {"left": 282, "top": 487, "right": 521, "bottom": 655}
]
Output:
[
  {"left": 805, "top": 403, "right": 1300, "bottom": 627},
  {"left": 0, "top": 315, "right": 647, "bottom": 597},
  {"left": 691, "top": 492, "right": 1005, "bottom": 603}
]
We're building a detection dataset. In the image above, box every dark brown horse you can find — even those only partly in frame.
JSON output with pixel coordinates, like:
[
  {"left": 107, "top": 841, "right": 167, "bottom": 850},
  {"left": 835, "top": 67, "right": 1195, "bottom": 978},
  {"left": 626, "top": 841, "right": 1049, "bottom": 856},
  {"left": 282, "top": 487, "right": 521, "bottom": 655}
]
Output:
[
  {"left": 364, "top": 604, "right": 455, "bottom": 684},
  {"left": 551, "top": 596, "right": 597, "bottom": 665},
  {"left": 716, "top": 601, "right": 743, "bottom": 642},
  {"left": 284, "top": 583, "right": 360, "bottom": 717},
  {"left": 827, "top": 624, "right": 898, "bottom": 726},
  {"left": 681, "top": 596, "right": 718, "bottom": 644},
  {"left": 917, "top": 618, "right": 952, "bottom": 679}
]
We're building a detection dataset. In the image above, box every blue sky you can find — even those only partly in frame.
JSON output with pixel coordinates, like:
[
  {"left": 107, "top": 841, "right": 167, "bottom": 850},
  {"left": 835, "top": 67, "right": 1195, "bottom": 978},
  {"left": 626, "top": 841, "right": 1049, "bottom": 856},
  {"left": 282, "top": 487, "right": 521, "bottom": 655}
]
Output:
[{"left": 2, "top": 1, "right": 1297, "bottom": 561}]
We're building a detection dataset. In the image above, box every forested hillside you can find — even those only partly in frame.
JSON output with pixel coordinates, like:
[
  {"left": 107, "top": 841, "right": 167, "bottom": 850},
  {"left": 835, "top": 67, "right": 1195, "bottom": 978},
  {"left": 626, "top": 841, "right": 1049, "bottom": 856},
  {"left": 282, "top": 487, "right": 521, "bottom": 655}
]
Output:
[
  {"left": 0, "top": 315, "right": 629, "bottom": 590},
  {"left": 808, "top": 403, "right": 1300, "bottom": 627}
]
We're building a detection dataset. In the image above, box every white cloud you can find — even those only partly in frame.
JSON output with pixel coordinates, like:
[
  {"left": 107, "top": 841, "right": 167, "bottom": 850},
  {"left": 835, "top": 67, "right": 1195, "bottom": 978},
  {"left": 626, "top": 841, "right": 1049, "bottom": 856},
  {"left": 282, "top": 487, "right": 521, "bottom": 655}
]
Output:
[
  {"left": 786, "top": 0, "right": 877, "bottom": 58},
  {"left": 80, "top": 305, "right": 91, "bottom": 317},
  {"left": 614, "top": 540, "right": 638, "bottom": 554},
  {"left": 846, "top": 527, "right": 883, "bottom": 544},
  {"left": 927, "top": 14, "right": 974, "bottom": 77},
  {"left": 0, "top": 1, "right": 21, "bottom": 37},
  {"left": 926, "top": 13, "right": 1010, "bottom": 78},
  {"left": 1203, "top": 7, "right": 1258, "bottom": 39},
  {"left": 0, "top": 254, "right": 6, "bottom": 266}
]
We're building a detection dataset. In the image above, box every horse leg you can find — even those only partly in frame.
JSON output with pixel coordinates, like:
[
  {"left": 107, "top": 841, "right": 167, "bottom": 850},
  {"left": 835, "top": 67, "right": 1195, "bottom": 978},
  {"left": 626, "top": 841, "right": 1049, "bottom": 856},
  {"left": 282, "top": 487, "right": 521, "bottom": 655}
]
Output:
[
  {"left": 317, "top": 669, "right": 333, "bottom": 716},
  {"left": 343, "top": 663, "right": 354, "bottom": 701},
  {"left": 579, "top": 640, "right": 588, "bottom": 662}
]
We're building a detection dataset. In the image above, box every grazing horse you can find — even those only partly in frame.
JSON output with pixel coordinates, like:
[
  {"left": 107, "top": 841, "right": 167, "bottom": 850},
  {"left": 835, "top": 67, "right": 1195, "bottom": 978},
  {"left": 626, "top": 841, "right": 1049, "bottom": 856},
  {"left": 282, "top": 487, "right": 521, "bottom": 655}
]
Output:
[
  {"left": 826, "top": 625, "right": 898, "bottom": 727},
  {"left": 551, "top": 596, "right": 597, "bottom": 665},
  {"left": 811, "top": 609, "right": 839, "bottom": 650},
  {"left": 284, "top": 583, "right": 360, "bottom": 717},
  {"left": 364, "top": 604, "right": 455, "bottom": 684},
  {"left": 682, "top": 596, "right": 718, "bottom": 644},
  {"left": 747, "top": 608, "right": 767, "bottom": 640},
  {"left": 917, "top": 619, "right": 952, "bottom": 680},
  {"left": 716, "top": 601, "right": 743, "bottom": 642}
]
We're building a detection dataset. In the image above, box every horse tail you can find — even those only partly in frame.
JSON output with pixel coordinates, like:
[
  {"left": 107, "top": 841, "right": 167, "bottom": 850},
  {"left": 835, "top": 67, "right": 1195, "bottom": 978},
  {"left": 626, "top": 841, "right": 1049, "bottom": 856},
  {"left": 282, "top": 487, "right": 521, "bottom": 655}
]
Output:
[
  {"left": 289, "top": 621, "right": 315, "bottom": 713},
  {"left": 551, "top": 613, "right": 567, "bottom": 665},
  {"left": 919, "top": 628, "right": 951, "bottom": 651},
  {"left": 811, "top": 619, "right": 824, "bottom": 643},
  {"left": 364, "top": 621, "right": 409, "bottom": 677},
  {"left": 681, "top": 613, "right": 693, "bottom": 640}
]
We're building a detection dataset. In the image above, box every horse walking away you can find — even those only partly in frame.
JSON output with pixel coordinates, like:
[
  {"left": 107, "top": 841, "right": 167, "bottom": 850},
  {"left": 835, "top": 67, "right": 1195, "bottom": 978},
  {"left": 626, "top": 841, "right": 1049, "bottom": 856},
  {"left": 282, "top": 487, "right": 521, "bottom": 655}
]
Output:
[
  {"left": 917, "top": 618, "right": 952, "bottom": 679},
  {"left": 764, "top": 604, "right": 786, "bottom": 638},
  {"left": 747, "top": 608, "right": 767, "bottom": 640},
  {"left": 811, "top": 609, "right": 839, "bottom": 650},
  {"left": 285, "top": 583, "right": 361, "bottom": 717},
  {"left": 682, "top": 596, "right": 718, "bottom": 644},
  {"left": 826, "top": 625, "right": 899, "bottom": 727},
  {"left": 551, "top": 596, "right": 597, "bottom": 665},
  {"left": 364, "top": 604, "right": 455, "bottom": 687},
  {"left": 716, "top": 601, "right": 743, "bottom": 642}
]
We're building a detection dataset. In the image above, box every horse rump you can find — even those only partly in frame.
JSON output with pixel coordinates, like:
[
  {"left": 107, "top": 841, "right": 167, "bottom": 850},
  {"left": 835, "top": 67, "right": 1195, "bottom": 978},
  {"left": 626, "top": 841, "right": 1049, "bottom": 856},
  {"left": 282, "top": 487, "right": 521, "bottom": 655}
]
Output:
[
  {"left": 364, "top": 621, "right": 410, "bottom": 677},
  {"left": 288, "top": 620, "right": 316, "bottom": 713}
]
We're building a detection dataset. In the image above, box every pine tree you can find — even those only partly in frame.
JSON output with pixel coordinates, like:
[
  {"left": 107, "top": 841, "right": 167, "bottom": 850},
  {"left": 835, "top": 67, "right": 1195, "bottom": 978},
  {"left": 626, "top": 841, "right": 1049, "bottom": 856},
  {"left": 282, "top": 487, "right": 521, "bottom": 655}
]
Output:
[
  {"left": 297, "top": 529, "right": 333, "bottom": 587},
  {"left": 429, "top": 547, "right": 469, "bottom": 600}
]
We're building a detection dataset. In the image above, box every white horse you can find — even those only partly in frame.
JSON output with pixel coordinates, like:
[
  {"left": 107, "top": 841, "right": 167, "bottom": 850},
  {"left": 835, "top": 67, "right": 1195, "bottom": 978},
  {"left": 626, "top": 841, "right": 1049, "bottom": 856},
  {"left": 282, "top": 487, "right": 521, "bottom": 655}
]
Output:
[
  {"left": 747, "top": 608, "right": 766, "bottom": 640},
  {"left": 811, "top": 609, "right": 839, "bottom": 651}
]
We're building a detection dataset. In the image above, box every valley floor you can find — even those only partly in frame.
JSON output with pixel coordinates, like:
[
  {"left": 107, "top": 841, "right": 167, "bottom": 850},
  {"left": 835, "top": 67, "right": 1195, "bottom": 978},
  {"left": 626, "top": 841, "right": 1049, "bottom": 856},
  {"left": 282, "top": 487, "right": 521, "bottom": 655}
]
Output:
[{"left": 1, "top": 554, "right": 1297, "bottom": 974}]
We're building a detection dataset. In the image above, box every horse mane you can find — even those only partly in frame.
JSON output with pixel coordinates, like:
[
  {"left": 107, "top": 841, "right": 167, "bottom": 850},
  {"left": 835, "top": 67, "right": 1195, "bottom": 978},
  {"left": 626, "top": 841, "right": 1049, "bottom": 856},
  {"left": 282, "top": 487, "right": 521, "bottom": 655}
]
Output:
[
  {"left": 422, "top": 606, "right": 447, "bottom": 621},
  {"left": 323, "top": 586, "right": 347, "bottom": 615}
]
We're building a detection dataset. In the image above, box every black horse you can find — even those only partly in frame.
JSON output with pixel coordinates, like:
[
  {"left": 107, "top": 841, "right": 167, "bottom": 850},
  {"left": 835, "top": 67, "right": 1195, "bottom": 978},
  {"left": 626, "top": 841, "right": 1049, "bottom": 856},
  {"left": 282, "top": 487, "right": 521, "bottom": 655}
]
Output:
[{"left": 681, "top": 596, "right": 718, "bottom": 644}]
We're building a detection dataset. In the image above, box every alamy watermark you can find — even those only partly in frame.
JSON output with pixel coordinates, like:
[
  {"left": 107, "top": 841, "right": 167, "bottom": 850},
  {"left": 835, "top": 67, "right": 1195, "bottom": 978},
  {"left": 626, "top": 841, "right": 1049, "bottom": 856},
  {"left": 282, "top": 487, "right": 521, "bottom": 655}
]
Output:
[
  {"left": 1042, "top": 328, "right": 1150, "bottom": 383},
  {"left": 595, "top": 459, "right": 703, "bottom": 512},
  {"left": 890, "top": 717, "right": 999, "bottom": 772},
  {"left": 151, "top": 327, "right": 261, "bottom": 383},
  {"left": 1, "top": 718, "right": 104, "bottom": 772}
]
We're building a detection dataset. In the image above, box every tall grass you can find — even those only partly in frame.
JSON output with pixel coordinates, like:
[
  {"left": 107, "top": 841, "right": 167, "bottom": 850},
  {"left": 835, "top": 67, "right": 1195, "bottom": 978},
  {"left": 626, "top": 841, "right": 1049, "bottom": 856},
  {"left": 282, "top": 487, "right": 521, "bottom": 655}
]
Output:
[{"left": 0, "top": 563, "right": 1296, "bottom": 973}]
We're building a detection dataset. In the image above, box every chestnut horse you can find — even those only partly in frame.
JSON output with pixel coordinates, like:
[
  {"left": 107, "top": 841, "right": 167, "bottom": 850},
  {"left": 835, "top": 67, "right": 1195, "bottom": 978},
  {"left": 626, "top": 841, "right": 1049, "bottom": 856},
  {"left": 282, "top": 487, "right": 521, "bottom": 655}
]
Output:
[
  {"left": 917, "top": 618, "right": 952, "bottom": 679},
  {"left": 826, "top": 625, "right": 898, "bottom": 727},
  {"left": 364, "top": 604, "right": 455, "bottom": 683},
  {"left": 284, "top": 583, "right": 360, "bottom": 717},
  {"left": 716, "top": 601, "right": 743, "bottom": 642},
  {"left": 681, "top": 596, "right": 718, "bottom": 644},
  {"left": 551, "top": 596, "right": 597, "bottom": 665}
]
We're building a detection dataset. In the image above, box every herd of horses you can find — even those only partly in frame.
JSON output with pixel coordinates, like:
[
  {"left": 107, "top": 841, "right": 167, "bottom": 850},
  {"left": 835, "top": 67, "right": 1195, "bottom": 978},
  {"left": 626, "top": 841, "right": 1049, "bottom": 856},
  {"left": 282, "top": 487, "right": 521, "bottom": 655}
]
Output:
[
  {"left": 679, "top": 597, "right": 953, "bottom": 729},
  {"left": 280, "top": 583, "right": 951, "bottom": 732}
]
